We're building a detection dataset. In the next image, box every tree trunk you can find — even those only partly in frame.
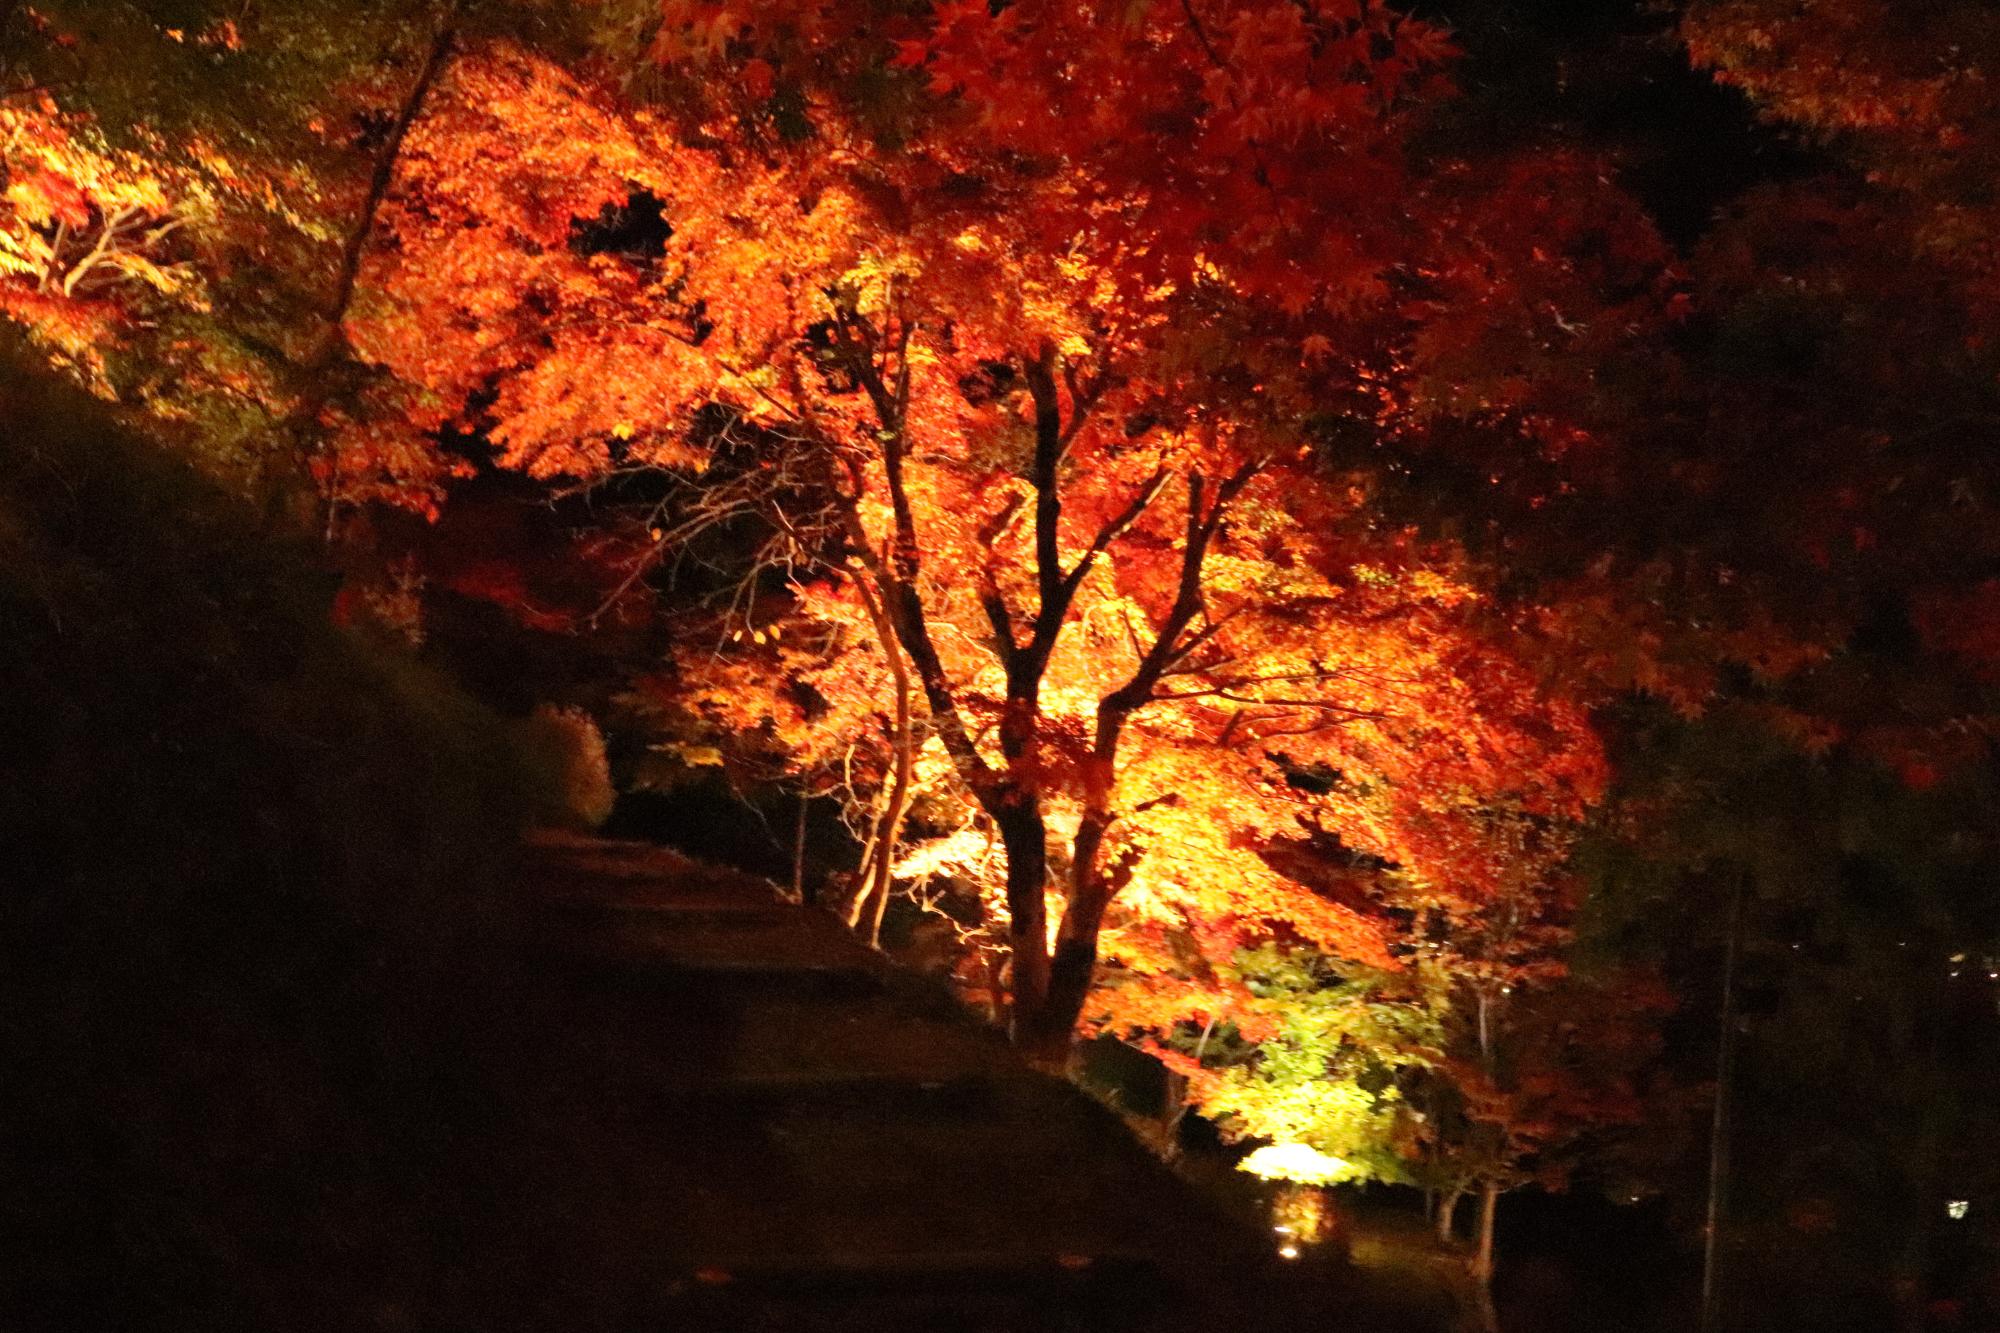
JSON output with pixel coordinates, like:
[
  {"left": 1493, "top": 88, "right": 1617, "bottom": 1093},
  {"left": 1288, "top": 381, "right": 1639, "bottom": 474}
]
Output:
[
  {"left": 1437, "top": 1184, "right": 1466, "bottom": 1245},
  {"left": 993, "top": 802, "right": 1050, "bottom": 1039},
  {"left": 845, "top": 575, "right": 918, "bottom": 945},
  {"left": 1158, "top": 1066, "right": 1186, "bottom": 1155},
  {"left": 1018, "top": 888, "right": 1110, "bottom": 1065},
  {"left": 295, "top": 0, "right": 467, "bottom": 526},
  {"left": 844, "top": 833, "right": 876, "bottom": 928},
  {"left": 791, "top": 790, "right": 809, "bottom": 906},
  {"left": 863, "top": 593, "right": 916, "bottom": 948},
  {"left": 1157, "top": 1011, "right": 1217, "bottom": 1157},
  {"left": 1701, "top": 872, "right": 1745, "bottom": 1333},
  {"left": 1469, "top": 1183, "right": 1501, "bottom": 1333},
  {"left": 1010, "top": 465, "right": 1252, "bottom": 1062},
  {"left": 1473, "top": 1182, "right": 1499, "bottom": 1282},
  {"left": 983, "top": 948, "right": 1010, "bottom": 1028},
  {"left": 1013, "top": 706, "right": 1134, "bottom": 1065}
]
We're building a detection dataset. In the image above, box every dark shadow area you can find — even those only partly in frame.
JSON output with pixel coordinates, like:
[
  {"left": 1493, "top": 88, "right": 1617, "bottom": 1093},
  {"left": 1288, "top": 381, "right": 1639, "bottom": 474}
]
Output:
[{"left": 0, "top": 355, "right": 541, "bottom": 1331}]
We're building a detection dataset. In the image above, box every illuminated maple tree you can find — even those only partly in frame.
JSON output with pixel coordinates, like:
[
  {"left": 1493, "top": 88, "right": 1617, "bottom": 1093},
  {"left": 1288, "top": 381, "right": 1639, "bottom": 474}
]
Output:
[
  {"left": 344, "top": 7, "right": 1627, "bottom": 1056},
  {"left": 21, "top": 1, "right": 2000, "bottom": 1323}
]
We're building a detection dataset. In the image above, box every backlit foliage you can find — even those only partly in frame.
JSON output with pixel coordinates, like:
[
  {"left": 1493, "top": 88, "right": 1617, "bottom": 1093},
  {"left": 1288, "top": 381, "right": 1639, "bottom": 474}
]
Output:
[
  {"left": 352, "top": 22, "right": 1608, "bottom": 1051},
  {"left": 0, "top": 98, "right": 211, "bottom": 385},
  {"left": 16, "top": 3, "right": 2000, "bottom": 1319}
]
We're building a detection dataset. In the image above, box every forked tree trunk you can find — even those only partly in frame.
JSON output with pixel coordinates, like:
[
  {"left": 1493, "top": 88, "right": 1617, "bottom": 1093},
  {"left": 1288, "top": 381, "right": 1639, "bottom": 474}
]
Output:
[
  {"left": 829, "top": 330, "right": 1252, "bottom": 1064},
  {"left": 1438, "top": 1183, "right": 1467, "bottom": 1245},
  {"left": 847, "top": 578, "right": 917, "bottom": 948},
  {"left": 1019, "top": 889, "right": 1110, "bottom": 1065}
]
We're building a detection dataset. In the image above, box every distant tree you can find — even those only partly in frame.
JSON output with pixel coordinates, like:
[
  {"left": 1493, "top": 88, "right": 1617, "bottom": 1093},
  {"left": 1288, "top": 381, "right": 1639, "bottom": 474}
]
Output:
[{"left": 1142, "top": 840, "right": 1664, "bottom": 1326}]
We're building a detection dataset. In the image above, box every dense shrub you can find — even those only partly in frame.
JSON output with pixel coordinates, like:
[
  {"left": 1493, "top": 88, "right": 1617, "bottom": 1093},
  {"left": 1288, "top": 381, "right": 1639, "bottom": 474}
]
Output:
[{"left": 517, "top": 703, "right": 616, "bottom": 832}]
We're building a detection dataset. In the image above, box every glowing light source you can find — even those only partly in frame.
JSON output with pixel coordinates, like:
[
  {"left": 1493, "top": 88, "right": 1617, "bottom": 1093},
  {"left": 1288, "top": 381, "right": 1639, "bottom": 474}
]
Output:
[
  {"left": 1948, "top": 1200, "right": 1970, "bottom": 1221},
  {"left": 1239, "top": 1142, "right": 1356, "bottom": 1186},
  {"left": 1277, "top": 1243, "right": 1301, "bottom": 1260}
]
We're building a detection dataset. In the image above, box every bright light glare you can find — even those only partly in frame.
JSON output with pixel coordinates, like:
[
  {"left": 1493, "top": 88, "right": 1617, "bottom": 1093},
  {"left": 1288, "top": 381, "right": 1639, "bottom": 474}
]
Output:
[
  {"left": 1239, "top": 1142, "right": 1355, "bottom": 1185},
  {"left": 1278, "top": 1243, "right": 1301, "bottom": 1260},
  {"left": 1948, "top": 1200, "right": 1970, "bottom": 1221}
]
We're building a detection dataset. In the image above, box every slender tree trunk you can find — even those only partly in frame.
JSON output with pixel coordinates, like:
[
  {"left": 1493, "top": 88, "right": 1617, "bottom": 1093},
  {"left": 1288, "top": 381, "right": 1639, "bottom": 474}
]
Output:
[
  {"left": 864, "top": 818, "right": 896, "bottom": 947},
  {"left": 1469, "top": 1183, "right": 1501, "bottom": 1333},
  {"left": 322, "top": 0, "right": 467, "bottom": 347},
  {"left": 1068, "top": 725, "right": 1123, "bottom": 898},
  {"left": 835, "top": 350, "right": 1248, "bottom": 1063},
  {"left": 1438, "top": 1184, "right": 1467, "bottom": 1246},
  {"left": 791, "top": 789, "right": 808, "bottom": 906},
  {"left": 864, "top": 657, "right": 914, "bottom": 948},
  {"left": 824, "top": 327, "right": 1072, "bottom": 1028},
  {"left": 1158, "top": 1011, "right": 1217, "bottom": 1157},
  {"left": 1473, "top": 1182, "right": 1499, "bottom": 1282},
  {"left": 1701, "top": 873, "right": 1745, "bottom": 1333},
  {"left": 292, "top": 0, "right": 467, "bottom": 525},
  {"left": 853, "top": 497, "right": 1052, "bottom": 1031},
  {"left": 1158, "top": 1066, "right": 1185, "bottom": 1154},
  {"left": 843, "top": 751, "right": 883, "bottom": 929},
  {"left": 850, "top": 577, "right": 916, "bottom": 947},
  {"left": 983, "top": 948, "right": 1009, "bottom": 1027},
  {"left": 845, "top": 826, "right": 878, "bottom": 928},
  {"left": 1013, "top": 464, "right": 1253, "bottom": 1060},
  {"left": 1018, "top": 728, "right": 1126, "bottom": 1063}
]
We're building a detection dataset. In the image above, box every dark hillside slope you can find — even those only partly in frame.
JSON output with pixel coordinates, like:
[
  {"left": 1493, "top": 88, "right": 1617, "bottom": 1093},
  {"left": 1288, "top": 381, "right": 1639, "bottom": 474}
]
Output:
[{"left": 0, "top": 360, "right": 538, "bottom": 1331}]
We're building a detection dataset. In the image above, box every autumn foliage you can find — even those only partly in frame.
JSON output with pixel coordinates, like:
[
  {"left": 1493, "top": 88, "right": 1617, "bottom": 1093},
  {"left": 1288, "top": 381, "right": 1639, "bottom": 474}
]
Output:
[
  {"left": 326, "top": 7, "right": 1615, "bottom": 1064},
  {"left": 28, "top": 6, "right": 2000, "bottom": 1316}
]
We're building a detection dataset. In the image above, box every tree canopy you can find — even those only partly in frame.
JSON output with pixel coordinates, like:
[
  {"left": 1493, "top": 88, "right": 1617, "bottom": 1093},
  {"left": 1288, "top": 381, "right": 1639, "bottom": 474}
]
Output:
[{"left": 9, "top": 1, "right": 2000, "bottom": 1325}]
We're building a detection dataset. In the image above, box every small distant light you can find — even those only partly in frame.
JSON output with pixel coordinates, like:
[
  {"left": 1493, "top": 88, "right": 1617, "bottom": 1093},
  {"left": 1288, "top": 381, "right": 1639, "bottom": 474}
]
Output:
[
  {"left": 1278, "top": 1243, "right": 1301, "bottom": 1260},
  {"left": 1948, "top": 1200, "right": 1970, "bottom": 1221}
]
